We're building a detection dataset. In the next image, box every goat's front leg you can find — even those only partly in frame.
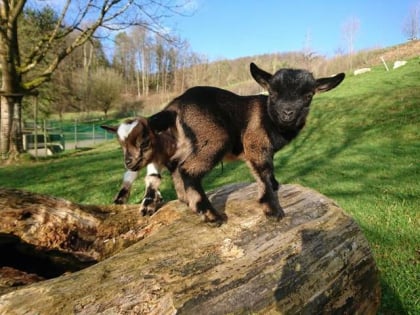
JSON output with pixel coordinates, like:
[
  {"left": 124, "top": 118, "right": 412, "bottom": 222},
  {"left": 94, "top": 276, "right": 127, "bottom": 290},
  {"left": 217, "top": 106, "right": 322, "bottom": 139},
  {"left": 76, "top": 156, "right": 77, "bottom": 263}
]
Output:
[
  {"left": 140, "top": 163, "right": 164, "bottom": 216},
  {"left": 114, "top": 170, "right": 138, "bottom": 204},
  {"left": 270, "top": 173, "right": 280, "bottom": 191},
  {"left": 247, "top": 159, "right": 285, "bottom": 219}
]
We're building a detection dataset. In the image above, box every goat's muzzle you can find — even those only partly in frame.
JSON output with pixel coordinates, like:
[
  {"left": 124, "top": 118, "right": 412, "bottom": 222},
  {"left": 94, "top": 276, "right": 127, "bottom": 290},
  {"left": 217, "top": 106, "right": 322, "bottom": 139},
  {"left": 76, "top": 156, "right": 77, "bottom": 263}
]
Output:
[
  {"left": 281, "top": 110, "right": 295, "bottom": 122},
  {"left": 125, "top": 156, "right": 142, "bottom": 172}
]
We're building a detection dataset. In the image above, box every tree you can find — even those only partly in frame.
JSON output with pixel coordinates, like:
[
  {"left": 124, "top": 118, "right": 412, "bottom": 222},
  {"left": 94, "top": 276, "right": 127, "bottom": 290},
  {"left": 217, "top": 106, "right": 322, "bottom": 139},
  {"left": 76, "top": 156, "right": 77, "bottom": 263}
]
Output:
[
  {"left": 132, "top": 26, "right": 153, "bottom": 97},
  {"left": 301, "top": 29, "right": 318, "bottom": 70},
  {"left": 112, "top": 28, "right": 186, "bottom": 100},
  {"left": 403, "top": 2, "right": 420, "bottom": 40},
  {"left": 51, "top": 39, "right": 109, "bottom": 117},
  {"left": 90, "top": 67, "right": 124, "bottom": 117},
  {"left": 113, "top": 32, "right": 136, "bottom": 94},
  {"left": 341, "top": 16, "right": 360, "bottom": 70},
  {"left": 0, "top": 0, "right": 188, "bottom": 161}
]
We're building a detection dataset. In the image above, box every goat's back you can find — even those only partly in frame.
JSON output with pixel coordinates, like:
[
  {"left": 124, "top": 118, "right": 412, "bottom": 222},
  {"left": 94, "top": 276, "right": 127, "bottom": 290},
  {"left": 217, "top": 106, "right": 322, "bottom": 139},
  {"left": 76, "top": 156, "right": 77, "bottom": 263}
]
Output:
[
  {"left": 152, "top": 86, "right": 268, "bottom": 162},
  {"left": 167, "top": 86, "right": 265, "bottom": 128}
]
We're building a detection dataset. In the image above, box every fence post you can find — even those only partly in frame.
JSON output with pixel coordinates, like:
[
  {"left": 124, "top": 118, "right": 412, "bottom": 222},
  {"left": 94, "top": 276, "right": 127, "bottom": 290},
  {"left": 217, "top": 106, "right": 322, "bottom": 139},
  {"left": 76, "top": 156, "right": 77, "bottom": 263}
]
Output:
[
  {"left": 93, "top": 124, "right": 95, "bottom": 145},
  {"left": 43, "top": 120, "right": 48, "bottom": 156},
  {"left": 34, "top": 97, "right": 38, "bottom": 159},
  {"left": 380, "top": 56, "right": 389, "bottom": 71},
  {"left": 74, "top": 119, "right": 78, "bottom": 149}
]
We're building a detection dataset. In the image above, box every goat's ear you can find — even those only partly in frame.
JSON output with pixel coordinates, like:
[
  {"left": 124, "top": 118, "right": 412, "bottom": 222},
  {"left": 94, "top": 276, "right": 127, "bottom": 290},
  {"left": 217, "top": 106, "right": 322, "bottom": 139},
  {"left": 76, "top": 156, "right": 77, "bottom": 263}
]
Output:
[
  {"left": 148, "top": 111, "right": 176, "bottom": 133},
  {"left": 250, "top": 62, "right": 272, "bottom": 90},
  {"left": 315, "top": 73, "right": 345, "bottom": 93},
  {"left": 100, "top": 125, "right": 118, "bottom": 134}
]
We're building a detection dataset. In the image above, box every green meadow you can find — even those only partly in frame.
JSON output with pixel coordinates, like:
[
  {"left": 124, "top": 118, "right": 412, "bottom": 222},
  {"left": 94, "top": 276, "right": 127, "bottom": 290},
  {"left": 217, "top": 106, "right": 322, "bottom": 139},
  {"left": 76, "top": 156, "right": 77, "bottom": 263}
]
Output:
[{"left": 1, "top": 58, "right": 419, "bottom": 314}]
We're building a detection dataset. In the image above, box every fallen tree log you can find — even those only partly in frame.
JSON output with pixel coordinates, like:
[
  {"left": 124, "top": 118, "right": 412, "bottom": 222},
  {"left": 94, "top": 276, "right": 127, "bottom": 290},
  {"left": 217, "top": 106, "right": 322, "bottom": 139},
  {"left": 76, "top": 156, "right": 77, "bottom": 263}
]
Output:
[{"left": 0, "top": 183, "right": 380, "bottom": 314}]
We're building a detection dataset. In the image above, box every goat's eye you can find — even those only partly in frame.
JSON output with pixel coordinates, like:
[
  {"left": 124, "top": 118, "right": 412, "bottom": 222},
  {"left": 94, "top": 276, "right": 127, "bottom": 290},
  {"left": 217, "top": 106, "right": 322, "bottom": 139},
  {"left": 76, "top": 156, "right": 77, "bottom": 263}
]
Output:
[
  {"left": 269, "top": 94, "right": 278, "bottom": 103},
  {"left": 305, "top": 93, "right": 314, "bottom": 101},
  {"left": 140, "top": 139, "right": 150, "bottom": 149}
]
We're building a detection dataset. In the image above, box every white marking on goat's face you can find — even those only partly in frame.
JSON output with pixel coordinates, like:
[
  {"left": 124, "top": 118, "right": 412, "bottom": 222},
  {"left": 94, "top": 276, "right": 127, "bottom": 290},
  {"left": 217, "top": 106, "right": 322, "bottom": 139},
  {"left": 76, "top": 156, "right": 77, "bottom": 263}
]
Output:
[
  {"left": 117, "top": 118, "right": 155, "bottom": 172},
  {"left": 118, "top": 120, "right": 139, "bottom": 141}
]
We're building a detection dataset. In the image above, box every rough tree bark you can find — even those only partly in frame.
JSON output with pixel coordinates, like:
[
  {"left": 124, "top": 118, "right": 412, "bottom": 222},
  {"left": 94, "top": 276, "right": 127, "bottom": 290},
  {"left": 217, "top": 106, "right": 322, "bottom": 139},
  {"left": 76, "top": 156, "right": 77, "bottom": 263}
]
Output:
[{"left": 0, "top": 183, "right": 380, "bottom": 314}]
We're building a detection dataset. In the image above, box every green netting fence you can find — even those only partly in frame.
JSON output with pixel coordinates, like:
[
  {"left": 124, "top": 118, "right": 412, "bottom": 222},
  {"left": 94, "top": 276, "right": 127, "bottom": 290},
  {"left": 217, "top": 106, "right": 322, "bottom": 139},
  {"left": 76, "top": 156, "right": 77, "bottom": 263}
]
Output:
[{"left": 23, "top": 119, "right": 113, "bottom": 156}]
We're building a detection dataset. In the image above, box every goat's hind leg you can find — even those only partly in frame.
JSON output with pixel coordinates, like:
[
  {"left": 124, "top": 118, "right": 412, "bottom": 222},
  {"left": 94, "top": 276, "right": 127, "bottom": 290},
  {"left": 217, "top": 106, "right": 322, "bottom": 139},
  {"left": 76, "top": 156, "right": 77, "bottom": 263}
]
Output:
[
  {"left": 173, "top": 128, "right": 229, "bottom": 225},
  {"left": 170, "top": 166, "right": 188, "bottom": 204},
  {"left": 181, "top": 171, "right": 227, "bottom": 226}
]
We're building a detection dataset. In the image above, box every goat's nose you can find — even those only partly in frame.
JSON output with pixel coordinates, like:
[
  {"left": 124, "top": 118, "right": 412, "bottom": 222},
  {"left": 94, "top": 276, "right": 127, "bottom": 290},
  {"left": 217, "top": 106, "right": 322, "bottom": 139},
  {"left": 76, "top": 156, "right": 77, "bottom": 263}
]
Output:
[
  {"left": 125, "top": 156, "right": 133, "bottom": 166},
  {"left": 282, "top": 110, "right": 294, "bottom": 120}
]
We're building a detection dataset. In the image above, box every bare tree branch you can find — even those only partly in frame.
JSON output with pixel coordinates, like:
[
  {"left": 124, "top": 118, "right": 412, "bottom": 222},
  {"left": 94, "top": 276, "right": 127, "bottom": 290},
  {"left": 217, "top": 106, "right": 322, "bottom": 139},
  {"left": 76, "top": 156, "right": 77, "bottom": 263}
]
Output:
[
  {"left": 403, "top": 2, "right": 420, "bottom": 40},
  {"left": 20, "top": 0, "right": 73, "bottom": 74},
  {"left": 6, "top": 0, "right": 25, "bottom": 25},
  {"left": 20, "top": 0, "right": 186, "bottom": 90}
]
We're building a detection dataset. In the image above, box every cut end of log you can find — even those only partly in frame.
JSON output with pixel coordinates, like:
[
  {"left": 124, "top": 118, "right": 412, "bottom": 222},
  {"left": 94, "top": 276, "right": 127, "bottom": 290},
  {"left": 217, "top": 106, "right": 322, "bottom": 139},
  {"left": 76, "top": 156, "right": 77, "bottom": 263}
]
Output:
[{"left": 0, "top": 183, "right": 380, "bottom": 314}]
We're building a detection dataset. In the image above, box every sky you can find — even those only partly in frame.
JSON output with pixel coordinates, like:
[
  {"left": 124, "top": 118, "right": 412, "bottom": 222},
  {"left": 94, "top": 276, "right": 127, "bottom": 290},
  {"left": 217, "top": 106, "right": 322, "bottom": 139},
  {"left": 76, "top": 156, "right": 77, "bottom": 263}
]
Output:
[{"left": 168, "top": 0, "right": 418, "bottom": 60}]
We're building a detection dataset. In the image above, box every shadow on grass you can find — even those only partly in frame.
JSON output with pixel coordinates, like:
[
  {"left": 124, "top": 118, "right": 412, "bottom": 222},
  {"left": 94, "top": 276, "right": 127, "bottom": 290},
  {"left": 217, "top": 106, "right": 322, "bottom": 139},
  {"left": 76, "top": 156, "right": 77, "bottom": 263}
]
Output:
[{"left": 379, "top": 280, "right": 408, "bottom": 315}]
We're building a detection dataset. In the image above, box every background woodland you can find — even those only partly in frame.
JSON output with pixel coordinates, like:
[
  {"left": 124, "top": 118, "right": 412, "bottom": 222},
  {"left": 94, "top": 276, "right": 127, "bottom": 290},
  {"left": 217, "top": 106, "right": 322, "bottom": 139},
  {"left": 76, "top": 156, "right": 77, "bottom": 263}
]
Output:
[{"left": 12, "top": 6, "right": 419, "bottom": 121}]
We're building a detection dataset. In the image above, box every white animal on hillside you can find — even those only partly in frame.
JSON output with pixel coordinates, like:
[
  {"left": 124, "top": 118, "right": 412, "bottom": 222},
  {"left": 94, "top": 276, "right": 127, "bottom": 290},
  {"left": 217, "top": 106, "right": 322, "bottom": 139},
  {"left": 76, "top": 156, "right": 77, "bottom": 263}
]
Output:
[
  {"left": 354, "top": 68, "right": 371, "bottom": 75},
  {"left": 393, "top": 60, "right": 407, "bottom": 69}
]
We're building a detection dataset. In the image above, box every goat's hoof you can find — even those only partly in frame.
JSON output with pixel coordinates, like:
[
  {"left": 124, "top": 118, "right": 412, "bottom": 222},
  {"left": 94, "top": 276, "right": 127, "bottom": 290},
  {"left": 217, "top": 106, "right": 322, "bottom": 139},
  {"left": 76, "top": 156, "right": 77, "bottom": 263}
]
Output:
[
  {"left": 114, "top": 189, "right": 130, "bottom": 204},
  {"left": 264, "top": 208, "right": 285, "bottom": 221},
  {"left": 140, "top": 206, "right": 156, "bottom": 216},
  {"left": 139, "top": 197, "right": 162, "bottom": 216},
  {"left": 114, "top": 194, "right": 129, "bottom": 204},
  {"left": 203, "top": 211, "right": 227, "bottom": 227},
  {"left": 114, "top": 198, "right": 126, "bottom": 205}
]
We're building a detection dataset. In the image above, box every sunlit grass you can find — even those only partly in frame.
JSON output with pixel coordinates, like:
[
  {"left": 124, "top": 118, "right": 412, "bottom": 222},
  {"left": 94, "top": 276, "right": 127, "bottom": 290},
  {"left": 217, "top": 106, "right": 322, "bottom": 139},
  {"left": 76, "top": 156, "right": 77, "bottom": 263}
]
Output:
[{"left": 1, "top": 58, "right": 419, "bottom": 314}]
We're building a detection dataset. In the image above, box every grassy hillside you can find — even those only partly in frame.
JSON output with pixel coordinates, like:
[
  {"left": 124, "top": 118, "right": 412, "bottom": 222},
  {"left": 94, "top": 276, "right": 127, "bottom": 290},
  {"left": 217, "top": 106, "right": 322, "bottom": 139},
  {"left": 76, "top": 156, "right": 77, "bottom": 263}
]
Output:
[{"left": 1, "top": 57, "right": 419, "bottom": 314}]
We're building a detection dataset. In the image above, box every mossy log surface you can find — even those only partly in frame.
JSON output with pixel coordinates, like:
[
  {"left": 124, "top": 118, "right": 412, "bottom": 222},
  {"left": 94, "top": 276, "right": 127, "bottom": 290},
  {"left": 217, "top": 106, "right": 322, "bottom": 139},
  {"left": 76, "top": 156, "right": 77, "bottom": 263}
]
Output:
[{"left": 0, "top": 183, "right": 380, "bottom": 314}]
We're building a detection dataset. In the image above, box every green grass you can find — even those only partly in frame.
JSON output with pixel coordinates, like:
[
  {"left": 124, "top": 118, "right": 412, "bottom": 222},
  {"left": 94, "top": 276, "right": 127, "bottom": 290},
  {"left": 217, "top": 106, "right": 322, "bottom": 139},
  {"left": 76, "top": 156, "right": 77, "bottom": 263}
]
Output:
[{"left": 1, "top": 58, "right": 419, "bottom": 314}]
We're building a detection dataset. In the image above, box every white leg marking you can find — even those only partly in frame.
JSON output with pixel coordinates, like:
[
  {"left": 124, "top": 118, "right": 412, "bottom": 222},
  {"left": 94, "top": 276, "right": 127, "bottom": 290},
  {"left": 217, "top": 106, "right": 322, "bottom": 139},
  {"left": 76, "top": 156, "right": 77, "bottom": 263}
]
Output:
[
  {"left": 141, "top": 163, "right": 163, "bottom": 216},
  {"left": 146, "top": 163, "right": 161, "bottom": 176},
  {"left": 123, "top": 170, "right": 138, "bottom": 185},
  {"left": 145, "top": 163, "right": 162, "bottom": 190}
]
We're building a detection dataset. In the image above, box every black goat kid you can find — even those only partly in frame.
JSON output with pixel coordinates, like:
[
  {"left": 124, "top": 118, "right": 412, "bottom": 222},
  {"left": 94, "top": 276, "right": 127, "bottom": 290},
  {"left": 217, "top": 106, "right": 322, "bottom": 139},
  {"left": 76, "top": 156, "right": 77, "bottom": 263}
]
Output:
[{"left": 124, "top": 63, "right": 345, "bottom": 225}]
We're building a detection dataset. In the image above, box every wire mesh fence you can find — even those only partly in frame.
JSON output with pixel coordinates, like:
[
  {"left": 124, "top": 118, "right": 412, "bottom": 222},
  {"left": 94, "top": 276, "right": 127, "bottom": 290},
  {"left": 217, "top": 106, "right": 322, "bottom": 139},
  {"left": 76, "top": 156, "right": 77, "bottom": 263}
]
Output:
[{"left": 23, "top": 119, "right": 113, "bottom": 157}]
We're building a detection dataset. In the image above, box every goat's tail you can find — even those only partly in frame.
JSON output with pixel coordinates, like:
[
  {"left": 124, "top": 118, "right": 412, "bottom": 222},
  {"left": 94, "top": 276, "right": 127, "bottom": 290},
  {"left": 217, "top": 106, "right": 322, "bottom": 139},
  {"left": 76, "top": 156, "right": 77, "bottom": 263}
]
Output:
[{"left": 148, "top": 110, "right": 177, "bottom": 133}]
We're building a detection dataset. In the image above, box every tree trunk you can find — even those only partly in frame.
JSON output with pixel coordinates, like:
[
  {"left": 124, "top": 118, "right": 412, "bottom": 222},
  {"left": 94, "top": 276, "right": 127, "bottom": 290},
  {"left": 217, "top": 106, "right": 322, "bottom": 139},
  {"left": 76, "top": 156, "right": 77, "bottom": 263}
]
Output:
[
  {"left": 0, "top": 96, "right": 23, "bottom": 160},
  {"left": 0, "top": 5, "right": 24, "bottom": 161},
  {"left": 0, "top": 96, "right": 13, "bottom": 159},
  {"left": 0, "top": 183, "right": 381, "bottom": 314},
  {"left": 11, "top": 98, "right": 23, "bottom": 155}
]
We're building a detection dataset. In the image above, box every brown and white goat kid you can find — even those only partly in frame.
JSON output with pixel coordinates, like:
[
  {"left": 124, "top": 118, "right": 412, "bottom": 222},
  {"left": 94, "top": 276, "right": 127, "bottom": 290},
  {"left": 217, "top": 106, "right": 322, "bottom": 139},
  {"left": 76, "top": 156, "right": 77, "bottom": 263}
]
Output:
[{"left": 101, "top": 117, "right": 176, "bottom": 215}]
